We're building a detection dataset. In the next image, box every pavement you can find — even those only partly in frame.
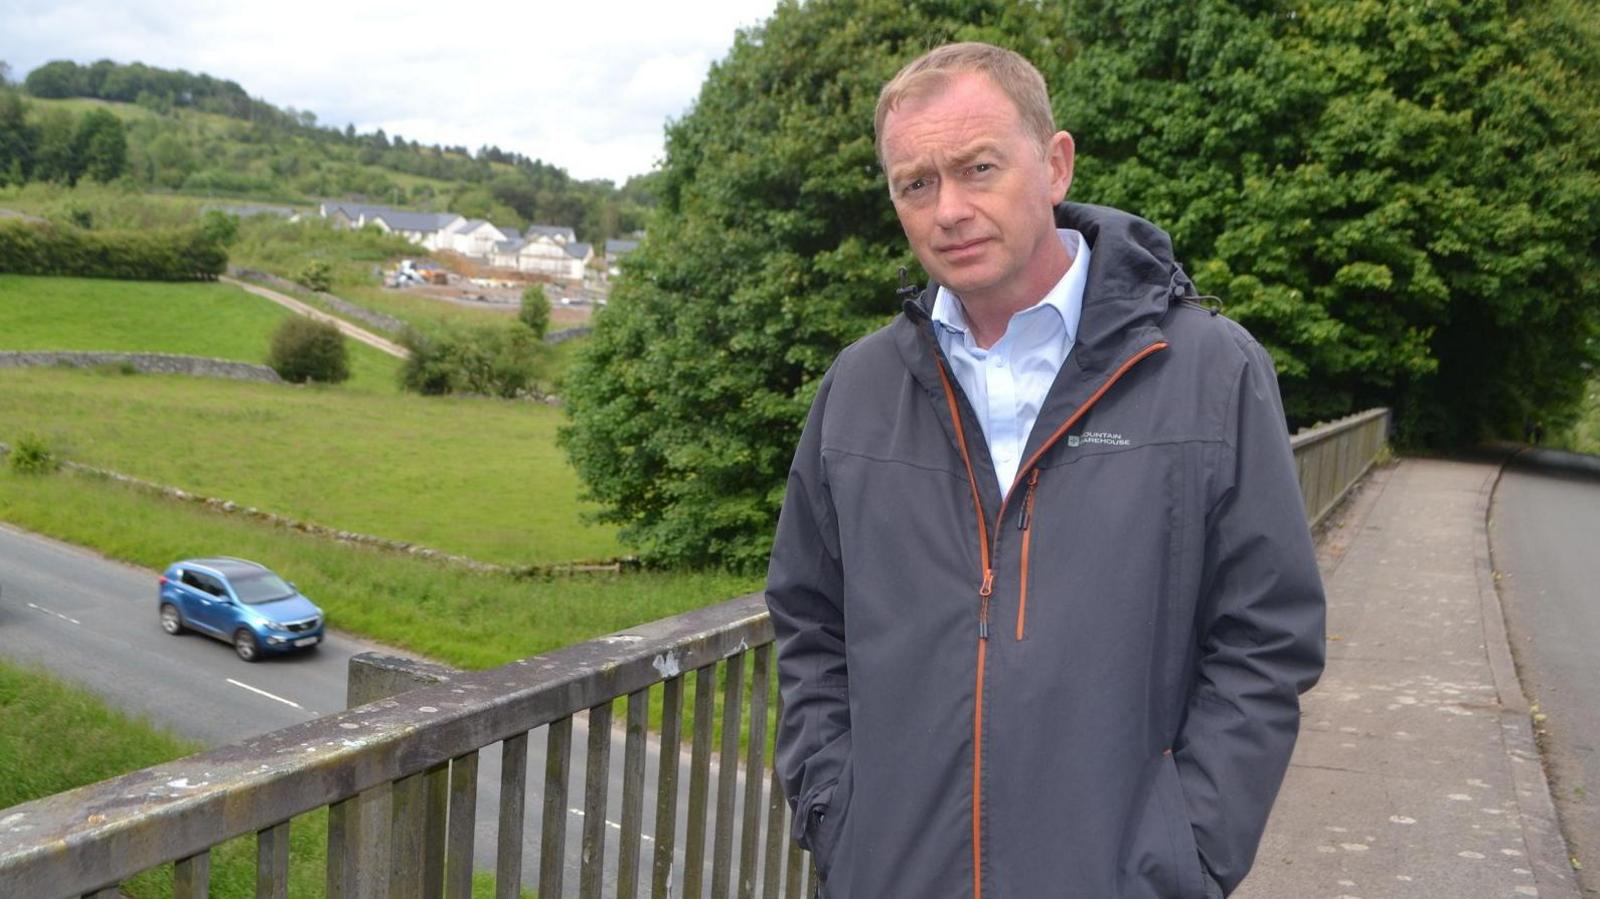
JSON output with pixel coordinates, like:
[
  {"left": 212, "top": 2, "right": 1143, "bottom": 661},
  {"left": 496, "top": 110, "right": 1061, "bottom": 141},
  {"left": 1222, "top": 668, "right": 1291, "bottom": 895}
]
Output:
[{"left": 1235, "top": 456, "right": 1581, "bottom": 899}]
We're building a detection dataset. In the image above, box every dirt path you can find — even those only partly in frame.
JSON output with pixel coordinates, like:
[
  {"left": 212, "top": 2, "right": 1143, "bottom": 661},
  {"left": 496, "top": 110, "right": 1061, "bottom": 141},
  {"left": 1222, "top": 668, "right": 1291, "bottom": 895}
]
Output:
[{"left": 220, "top": 275, "right": 410, "bottom": 359}]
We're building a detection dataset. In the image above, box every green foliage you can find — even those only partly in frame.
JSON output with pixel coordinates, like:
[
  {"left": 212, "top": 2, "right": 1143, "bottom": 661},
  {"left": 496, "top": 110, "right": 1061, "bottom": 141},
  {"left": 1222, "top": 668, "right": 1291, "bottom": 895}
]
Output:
[
  {"left": 518, "top": 283, "right": 551, "bottom": 338},
  {"left": 296, "top": 258, "right": 333, "bottom": 292},
  {"left": 195, "top": 209, "right": 239, "bottom": 246},
  {"left": 7, "top": 432, "right": 58, "bottom": 474},
  {"left": 1057, "top": 0, "right": 1600, "bottom": 445},
  {"left": 399, "top": 322, "right": 543, "bottom": 398},
  {"left": 267, "top": 315, "right": 351, "bottom": 384},
  {"left": 561, "top": 0, "right": 1072, "bottom": 570},
  {"left": 74, "top": 108, "right": 127, "bottom": 182},
  {"left": 0, "top": 218, "right": 226, "bottom": 280},
  {"left": 13, "top": 59, "right": 655, "bottom": 241}
]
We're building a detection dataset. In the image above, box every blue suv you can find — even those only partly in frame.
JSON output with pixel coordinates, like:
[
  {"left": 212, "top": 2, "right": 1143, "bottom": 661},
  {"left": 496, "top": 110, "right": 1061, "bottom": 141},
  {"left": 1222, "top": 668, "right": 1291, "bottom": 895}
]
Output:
[{"left": 158, "top": 558, "right": 325, "bottom": 661}]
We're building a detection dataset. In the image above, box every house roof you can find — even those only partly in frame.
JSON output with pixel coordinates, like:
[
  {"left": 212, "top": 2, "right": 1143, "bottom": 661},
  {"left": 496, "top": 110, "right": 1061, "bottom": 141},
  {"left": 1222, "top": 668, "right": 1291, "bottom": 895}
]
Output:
[
  {"left": 493, "top": 239, "right": 525, "bottom": 254},
  {"left": 565, "top": 242, "right": 593, "bottom": 260},
  {"left": 526, "top": 224, "right": 576, "bottom": 243},
  {"left": 605, "top": 238, "right": 640, "bottom": 256},
  {"left": 373, "top": 210, "right": 461, "bottom": 233}
]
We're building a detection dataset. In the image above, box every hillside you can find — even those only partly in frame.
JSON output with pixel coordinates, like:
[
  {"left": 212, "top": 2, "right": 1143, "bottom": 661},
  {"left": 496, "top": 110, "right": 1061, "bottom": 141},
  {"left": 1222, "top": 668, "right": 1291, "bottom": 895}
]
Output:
[{"left": 0, "top": 59, "right": 657, "bottom": 242}]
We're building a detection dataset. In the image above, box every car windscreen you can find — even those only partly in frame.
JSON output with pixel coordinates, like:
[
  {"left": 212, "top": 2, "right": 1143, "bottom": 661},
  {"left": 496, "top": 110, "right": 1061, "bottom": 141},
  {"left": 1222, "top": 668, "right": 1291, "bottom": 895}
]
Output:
[{"left": 231, "top": 572, "right": 296, "bottom": 604}]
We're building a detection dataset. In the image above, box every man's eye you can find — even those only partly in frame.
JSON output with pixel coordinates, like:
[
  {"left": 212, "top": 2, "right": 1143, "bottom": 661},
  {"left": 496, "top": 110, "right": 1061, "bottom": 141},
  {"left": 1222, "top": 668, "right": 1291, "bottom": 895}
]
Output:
[
  {"left": 905, "top": 178, "right": 927, "bottom": 193},
  {"left": 970, "top": 163, "right": 994, "bottom": 175}
]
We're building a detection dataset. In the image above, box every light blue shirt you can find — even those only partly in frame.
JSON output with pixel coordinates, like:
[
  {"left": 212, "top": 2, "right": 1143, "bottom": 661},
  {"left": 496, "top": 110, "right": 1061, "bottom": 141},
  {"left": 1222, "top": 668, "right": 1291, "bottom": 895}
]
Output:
[{"left": 932, "top": 229, "right": 1090, "bottom": 497}]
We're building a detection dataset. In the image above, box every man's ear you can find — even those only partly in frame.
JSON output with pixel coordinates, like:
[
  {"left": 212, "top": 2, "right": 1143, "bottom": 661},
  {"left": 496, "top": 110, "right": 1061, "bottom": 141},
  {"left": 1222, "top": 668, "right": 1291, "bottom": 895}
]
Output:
[{"left": 1047, "top": 131, "right": 1075, "bottom": 204}]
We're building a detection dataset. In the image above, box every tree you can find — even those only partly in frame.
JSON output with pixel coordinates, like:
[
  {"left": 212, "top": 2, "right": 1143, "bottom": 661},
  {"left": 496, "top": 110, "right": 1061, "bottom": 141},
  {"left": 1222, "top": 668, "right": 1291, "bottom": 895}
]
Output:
[
  {"left": 0, "top": 85, "right": 31, "bottom": 185},
  {"left": 518, "top": 284, "right": 551, "bottom": 339},
  {"left": 267, "top": 317, "right": 350, "bottom": 384},
  {"left": 398, "top": 324, "right": 543, "bottom": 399},
  {"left": 74, "top": 108, "right": 127, "bottom": 182},
  {"left": 560, "top": 0, "right": 1072, "bottom": 570},
  {"left": 1056, "top": 0, "right": 1600, "bottom": 444},
  {"left": 23, "top": 61, "right": 83, "bottom": 98},
  {"left": 30, "top": 108, "right": 80, "bottom": 184}
]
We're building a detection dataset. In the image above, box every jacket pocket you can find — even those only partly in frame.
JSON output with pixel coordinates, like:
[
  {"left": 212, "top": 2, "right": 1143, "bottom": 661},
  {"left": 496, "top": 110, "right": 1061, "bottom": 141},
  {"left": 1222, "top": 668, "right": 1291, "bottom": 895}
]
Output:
[
  {"left": 810, "top": 756, "right": 855, "bottom": 884},
  {"left": 1155, "top": 751, "right": 1210, "bottom": 899}
]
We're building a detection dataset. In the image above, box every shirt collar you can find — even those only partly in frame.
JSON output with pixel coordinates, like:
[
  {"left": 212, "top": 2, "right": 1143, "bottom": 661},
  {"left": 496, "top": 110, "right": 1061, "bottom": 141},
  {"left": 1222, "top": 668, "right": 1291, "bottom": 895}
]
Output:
[{"left": 931, "top": 229, "right": 1089, "bottom": 348}]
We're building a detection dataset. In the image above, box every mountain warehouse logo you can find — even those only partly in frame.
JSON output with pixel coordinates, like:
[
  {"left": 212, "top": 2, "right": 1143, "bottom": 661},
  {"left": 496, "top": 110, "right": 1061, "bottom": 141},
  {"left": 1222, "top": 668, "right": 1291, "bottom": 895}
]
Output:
[{"left": 1068, "top": 431, "right": 1131, "bottom": 448}]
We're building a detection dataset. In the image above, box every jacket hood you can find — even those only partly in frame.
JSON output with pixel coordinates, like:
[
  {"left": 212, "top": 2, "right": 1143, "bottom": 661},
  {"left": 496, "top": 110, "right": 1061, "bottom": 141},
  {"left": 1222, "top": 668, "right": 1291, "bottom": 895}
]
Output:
[{"left": 901, "top": 202, "right": 1192, "bottom": 376}]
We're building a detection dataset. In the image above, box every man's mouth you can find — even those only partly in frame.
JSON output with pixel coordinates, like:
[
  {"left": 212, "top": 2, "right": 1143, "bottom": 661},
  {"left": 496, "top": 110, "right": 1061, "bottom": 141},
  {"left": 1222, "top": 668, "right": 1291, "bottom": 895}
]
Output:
[{"left": 938, "top": 238, "right": 991, "bottom": 256}]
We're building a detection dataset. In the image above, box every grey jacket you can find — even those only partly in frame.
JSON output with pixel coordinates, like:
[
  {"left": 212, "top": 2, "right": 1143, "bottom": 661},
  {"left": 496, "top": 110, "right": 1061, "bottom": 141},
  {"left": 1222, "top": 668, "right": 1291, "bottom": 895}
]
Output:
[{"left": 765, "top": 203, "right": 1326, "bottom": 898}]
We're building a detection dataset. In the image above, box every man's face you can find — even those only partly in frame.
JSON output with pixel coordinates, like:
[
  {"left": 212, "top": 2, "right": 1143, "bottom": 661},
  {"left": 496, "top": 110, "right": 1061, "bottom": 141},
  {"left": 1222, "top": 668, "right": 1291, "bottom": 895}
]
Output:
[{"left": 880, "top": 72, "right": 1074, "bottom": 307}]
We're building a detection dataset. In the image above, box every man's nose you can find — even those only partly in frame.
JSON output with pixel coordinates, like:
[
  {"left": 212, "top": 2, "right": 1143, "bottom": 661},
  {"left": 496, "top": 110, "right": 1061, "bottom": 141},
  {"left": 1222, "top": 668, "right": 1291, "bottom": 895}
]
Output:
[{"left": 934, "top": 180, "right": 974, "bottom": 229}]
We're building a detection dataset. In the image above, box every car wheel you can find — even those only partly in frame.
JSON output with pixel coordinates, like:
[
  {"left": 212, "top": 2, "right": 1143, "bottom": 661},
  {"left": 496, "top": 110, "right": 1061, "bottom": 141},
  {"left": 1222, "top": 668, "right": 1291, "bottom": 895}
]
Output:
[
  {"left": 233, "top": 629, "right": 261, "bottom": 662},
  {"left": 160, "top": 603, "right": 186, "bottom": 635}
]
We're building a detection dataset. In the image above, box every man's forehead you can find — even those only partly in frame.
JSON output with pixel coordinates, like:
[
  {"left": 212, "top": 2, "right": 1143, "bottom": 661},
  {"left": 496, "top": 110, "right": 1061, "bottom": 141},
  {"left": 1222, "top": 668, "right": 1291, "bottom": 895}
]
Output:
[{"left": 881, "top": 73, "right": 1025, "bottom": 166}]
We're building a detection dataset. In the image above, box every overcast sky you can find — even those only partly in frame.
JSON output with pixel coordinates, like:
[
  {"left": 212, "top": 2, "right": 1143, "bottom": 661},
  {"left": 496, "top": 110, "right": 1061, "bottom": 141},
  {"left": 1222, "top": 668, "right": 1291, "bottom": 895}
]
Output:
[{"left": 1, "top": 0, "right": 781, "bottom": 184}]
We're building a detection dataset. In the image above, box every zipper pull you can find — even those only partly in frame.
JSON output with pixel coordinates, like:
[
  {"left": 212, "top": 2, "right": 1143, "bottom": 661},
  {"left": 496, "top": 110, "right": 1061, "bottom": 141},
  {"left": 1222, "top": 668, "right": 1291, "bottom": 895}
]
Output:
[
  {"left": 978, "top": 568, "right": 994, "bottom": 639},
  {"left": 1017, "top": 469, "right": 1040, "bottom": 530}
]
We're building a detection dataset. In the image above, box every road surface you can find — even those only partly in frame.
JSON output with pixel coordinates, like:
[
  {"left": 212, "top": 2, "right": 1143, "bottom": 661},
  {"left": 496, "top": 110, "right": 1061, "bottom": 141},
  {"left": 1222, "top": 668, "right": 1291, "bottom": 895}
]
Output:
[
  {"left": 0, "top": 523, "right": 774, "bottom": 893},
  {"left": 1490, "top": 447, "right": 1600, "bottom": 895}
]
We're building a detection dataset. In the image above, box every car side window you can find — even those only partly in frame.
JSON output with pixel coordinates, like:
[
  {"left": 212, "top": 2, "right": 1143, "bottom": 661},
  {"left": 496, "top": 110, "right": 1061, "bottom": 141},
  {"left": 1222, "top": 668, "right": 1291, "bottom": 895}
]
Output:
[{"left": 184, "top": 571, "right": 227, "bottom": 598}]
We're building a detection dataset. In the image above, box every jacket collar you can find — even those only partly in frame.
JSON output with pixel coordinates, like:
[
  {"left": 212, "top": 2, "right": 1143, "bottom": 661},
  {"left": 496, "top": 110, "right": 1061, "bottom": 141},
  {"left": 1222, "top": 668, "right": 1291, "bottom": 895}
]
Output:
[{"left": 894, "top": 203, "right": 1188, "bottom": 499}]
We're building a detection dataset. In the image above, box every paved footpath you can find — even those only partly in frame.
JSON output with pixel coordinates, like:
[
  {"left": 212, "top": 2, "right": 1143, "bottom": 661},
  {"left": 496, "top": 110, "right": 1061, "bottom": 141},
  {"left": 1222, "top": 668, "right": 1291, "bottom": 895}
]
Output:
[{"left": 1235, "top": 457, "right": 1580, "bottom": 899}]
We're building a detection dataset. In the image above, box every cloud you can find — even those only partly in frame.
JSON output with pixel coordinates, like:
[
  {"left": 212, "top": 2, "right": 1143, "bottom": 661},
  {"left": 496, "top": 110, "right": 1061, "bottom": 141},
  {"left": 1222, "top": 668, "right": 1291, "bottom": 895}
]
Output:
[{"left": 1, "top": 0, "right": 777, "bottom": 181}]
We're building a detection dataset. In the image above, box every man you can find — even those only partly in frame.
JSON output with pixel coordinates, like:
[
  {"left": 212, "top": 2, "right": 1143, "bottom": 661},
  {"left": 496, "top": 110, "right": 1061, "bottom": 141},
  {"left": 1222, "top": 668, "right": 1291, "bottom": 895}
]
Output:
[{"left": 765, "top": 42, "right": 1326, "bottom": 898}]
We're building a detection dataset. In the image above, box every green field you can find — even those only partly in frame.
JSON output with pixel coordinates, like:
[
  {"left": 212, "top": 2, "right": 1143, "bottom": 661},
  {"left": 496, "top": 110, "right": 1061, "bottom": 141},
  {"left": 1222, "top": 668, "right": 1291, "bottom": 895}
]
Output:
[
  {"left": 0, "top": 365, "right": 617, "bottom": 566},
  {"left": 0, "top": 274, "right": 399, "bottom": 392},
  {"left": 0, "top": 467, "right": 755, "bottom": 668}
]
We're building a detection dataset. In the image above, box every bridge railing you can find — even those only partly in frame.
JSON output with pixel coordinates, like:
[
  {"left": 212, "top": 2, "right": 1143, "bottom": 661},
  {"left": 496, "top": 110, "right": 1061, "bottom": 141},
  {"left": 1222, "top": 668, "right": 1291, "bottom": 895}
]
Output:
[
  {"left": 0, "top": 409, "right": 1389, "bottom": 899},
  {"left": 1290, "top": 407, "right": 1392, "bottom": 527}
]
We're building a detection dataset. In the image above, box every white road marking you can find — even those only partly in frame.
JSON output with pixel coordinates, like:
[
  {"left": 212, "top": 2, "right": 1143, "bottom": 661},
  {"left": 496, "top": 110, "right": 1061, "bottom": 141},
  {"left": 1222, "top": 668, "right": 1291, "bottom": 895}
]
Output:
[
  {"left": 25, "top": 602, "right": 80, "bottom": 625},
  {"left": 567, "top": 806, "right": 654, "bottom": 840},
  {"left": 226, "top": 678, "right": 305, "bottom": 710}
]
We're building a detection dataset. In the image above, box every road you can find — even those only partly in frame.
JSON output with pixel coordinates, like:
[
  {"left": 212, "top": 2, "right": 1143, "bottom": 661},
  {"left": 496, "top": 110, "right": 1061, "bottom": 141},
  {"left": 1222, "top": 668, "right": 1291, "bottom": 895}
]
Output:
[
  {"left": 0, "top": 523, "right": 770, "bottom": 893},
  {"left": 1490, "top": 447, "right": 1600, "bottom": 896}
]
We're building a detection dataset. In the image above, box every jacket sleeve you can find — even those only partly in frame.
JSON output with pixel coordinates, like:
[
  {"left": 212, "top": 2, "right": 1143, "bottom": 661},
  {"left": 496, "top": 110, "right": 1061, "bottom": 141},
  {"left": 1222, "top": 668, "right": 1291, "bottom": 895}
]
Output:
[
  {"left": 764, "top": 367, "right": 851, "bottom": 853},
  {"left": 1175, "top": 336, "right": 1327, "bottom": 895}
]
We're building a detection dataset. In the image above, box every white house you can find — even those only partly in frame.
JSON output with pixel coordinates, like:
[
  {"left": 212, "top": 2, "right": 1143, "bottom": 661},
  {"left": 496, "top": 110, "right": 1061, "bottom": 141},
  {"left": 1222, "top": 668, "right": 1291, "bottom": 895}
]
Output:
[
  {"left": 516, "top": 225, "right": 591, "bottom": 280},
  {"left": 444, "top": 220, "right": 519, "bottom": 259}
]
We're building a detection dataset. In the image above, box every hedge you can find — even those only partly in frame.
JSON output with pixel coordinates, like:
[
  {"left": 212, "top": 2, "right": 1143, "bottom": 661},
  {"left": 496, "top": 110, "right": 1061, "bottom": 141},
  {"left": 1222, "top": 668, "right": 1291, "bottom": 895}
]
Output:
[{"left": 0, "top": 219, "right": 227, "bottom": 281}]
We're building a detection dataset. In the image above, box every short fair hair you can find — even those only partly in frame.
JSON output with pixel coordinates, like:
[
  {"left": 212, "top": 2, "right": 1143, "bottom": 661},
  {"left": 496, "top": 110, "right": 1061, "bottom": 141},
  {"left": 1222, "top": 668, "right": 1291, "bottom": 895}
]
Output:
[{"left": 874, "top": 42, "right": 1057, "bottom": 163}]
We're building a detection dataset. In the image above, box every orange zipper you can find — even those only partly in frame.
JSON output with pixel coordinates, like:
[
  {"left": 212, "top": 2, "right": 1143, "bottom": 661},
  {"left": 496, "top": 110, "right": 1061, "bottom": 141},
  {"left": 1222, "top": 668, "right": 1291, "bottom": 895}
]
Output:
[
  {"left": 1016, "top": 469, "right": 1039, "bottom": 641},
  {"left": 934, "top": 340, "right": 1167, "bottom": 899}
]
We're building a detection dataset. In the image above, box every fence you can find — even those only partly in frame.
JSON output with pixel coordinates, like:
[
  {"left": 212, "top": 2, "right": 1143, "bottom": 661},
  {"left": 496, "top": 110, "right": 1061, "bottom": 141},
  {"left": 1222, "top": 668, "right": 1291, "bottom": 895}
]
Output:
[{"left": 0, "top": 409, "right": 1389, "bottom": 898}]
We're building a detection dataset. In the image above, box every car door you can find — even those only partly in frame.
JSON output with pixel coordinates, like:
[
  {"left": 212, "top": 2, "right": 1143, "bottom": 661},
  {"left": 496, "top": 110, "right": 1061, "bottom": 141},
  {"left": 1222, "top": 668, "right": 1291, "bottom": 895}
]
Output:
[{"left": 182, "top": 571, "right": 230, "bottom": 635}]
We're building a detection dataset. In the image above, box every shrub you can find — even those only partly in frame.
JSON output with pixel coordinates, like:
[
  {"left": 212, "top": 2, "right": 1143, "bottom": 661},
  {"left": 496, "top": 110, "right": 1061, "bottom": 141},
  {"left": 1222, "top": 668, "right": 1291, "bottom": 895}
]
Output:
[
  {"left": 0, "top": 219, "right": 226, "bottom": 280},
  {"left": 296, "top": 260, "right": 332, "bottom": 293},
  {"left": 518, "top": 284, "right": 551, "bottom": 339},
  {"left": 399, "top": 323, "right": 542, "bottom": 398},
  {"left": 267, "top": 316, "right": 350, "bottom": 384},
  {"left": 8, "top": 433, "right": 59, "bottom": 475}
]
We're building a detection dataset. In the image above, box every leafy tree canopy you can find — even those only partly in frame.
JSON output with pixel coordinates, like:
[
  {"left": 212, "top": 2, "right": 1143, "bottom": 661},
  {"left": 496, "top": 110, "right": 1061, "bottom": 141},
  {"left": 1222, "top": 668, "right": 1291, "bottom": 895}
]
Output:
[
  {"left": 565, "top": 0, "right": 1599, "bottom": 570},
  {"left": 1061, "top": 0, "right": 1600, "bottom": 444}
]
